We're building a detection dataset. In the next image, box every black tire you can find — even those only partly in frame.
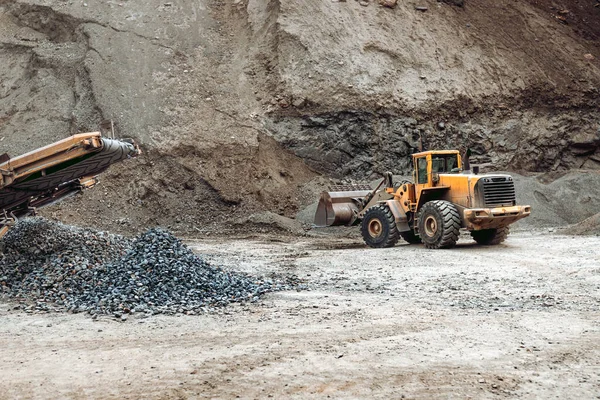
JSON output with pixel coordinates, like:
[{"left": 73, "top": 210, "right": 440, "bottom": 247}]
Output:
[
  {"left": 360, "top": 205, "right": 399, "bottom": 248},
  {"left": 400, "top": 230, "right": 422, "bottom": 244},
  {"left": 471, "top": 227, "right": 509, "bottom": 245},
  {"left": 417, "top": 200, "right": 461, "bottom": 249}
]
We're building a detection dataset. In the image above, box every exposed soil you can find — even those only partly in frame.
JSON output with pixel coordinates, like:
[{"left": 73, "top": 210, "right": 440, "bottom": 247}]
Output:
[
  {"left": 1, "top": 231, "right": 599, "bottom": 399},
  {"left": 1, "top": 0, "right": 599, "bottom": 234},
  {"left": 525, "top": 0, "right": 600, "bottom": 43}
]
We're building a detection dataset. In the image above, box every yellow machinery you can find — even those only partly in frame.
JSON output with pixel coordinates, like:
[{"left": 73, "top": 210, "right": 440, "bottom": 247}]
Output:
[
  {"left": 315, "top": 150, "right": 531, "bottom": 249},
  {"left": 0, "top": 132, "right": 140, "bottom": 238}
]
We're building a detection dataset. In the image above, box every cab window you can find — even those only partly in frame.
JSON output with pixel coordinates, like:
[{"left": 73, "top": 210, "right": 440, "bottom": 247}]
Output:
[
  {"left": 432, "top": 157, "right": 444, "bottom": 173},
  {"left": 431, "top": 154, "right": 459, "bottom": 173},
  {"left": 417, "top": 157, "right": 428, "bottom": 184}
]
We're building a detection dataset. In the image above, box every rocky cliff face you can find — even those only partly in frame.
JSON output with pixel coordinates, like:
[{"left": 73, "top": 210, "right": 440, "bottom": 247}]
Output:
[
  {"left": 251, "top": 0, "right": 600, "bottom": 177},
  {"left": 265, "top": 109, "right": 600, "bottom": 178},
  {"left": 0, "top": 0, "right": 599, "bottom": 231}
]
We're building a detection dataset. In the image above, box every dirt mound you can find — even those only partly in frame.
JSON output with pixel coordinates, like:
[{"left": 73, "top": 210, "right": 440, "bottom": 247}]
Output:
[
  {"left": 561, "top": 212, "right": 600, "bottom": 236},
  {"left": 0, "top": 1, "right": 317, "bottom": 234},
  {"left": 237, "top": 211, "right": 307, "bottom": 235},
  {"left": 511, "top": 170, "right": 600, "bottom": 228},
  {"left": 525, "top": 0, "right": 600, "bottom": 43}
]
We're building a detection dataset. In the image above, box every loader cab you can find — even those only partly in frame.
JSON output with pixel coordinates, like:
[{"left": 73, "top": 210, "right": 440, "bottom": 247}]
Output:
[
  {"left": 412, "top": 150, "right": 462, "bottom": 187},
  {"left": 412, "top": 151, "right": 462, "bottom": 209}
]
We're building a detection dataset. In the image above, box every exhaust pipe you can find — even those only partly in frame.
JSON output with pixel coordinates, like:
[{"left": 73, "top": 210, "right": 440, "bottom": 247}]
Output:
[{"left": 462, "top": 148, "right": 471, "bottom": 174}]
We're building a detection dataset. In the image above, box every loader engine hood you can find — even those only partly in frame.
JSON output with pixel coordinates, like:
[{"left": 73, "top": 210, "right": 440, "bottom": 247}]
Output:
[
  {"left": 471, "top": 174, "right": 517, "bottom": 208},
  {"left": 433, "top": 173, "right": 517, "bottom": 210}
]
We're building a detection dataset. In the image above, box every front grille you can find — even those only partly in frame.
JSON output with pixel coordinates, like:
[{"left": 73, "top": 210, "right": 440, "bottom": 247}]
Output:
[{"left": 482, "top": 178, "right": 516, "bottom": 208}]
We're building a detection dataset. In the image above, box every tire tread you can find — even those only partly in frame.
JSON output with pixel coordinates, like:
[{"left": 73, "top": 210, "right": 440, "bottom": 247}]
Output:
[
  {"left": 471, "top": 227, "right": 509, "bottom": 245},
  {"left": 360, "top": 205, "right": 400, "bottom": 248},
  {"left": 418, "top": 200, "right": 461, "bottom": 249}
]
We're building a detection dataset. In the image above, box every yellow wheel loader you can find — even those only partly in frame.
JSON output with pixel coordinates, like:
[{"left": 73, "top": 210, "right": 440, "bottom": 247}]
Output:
[{"left": 315, "top": 150, "right": 531, "bottom": 249}]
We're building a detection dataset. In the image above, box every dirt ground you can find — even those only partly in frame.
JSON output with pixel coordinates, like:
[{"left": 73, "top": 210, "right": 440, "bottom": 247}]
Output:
[{"left": 1, "top": 230, "right": 598, "bottom": 399}]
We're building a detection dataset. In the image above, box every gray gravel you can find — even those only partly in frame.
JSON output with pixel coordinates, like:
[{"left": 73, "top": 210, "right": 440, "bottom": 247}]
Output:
[{"left": 0, "top": 218, "right": 299, "bottom": 316}]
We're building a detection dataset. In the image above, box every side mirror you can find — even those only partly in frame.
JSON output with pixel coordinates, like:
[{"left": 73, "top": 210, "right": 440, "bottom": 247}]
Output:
[{"left": 384, "top": 171, "right": 393, "bottom": 188}]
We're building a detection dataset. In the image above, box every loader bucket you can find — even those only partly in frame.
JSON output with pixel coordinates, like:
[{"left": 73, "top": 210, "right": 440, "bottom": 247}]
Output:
[{"left": 314, "top": 189, "right": 372, "bottom": 227}]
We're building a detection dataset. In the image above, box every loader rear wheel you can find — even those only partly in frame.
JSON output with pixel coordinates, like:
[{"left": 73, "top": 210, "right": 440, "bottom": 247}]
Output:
[
  {"left": 471, "top": 227, "right": 509, "bottom": 245},
  {"left": 417, "top": 200, "right": 461, "bottom": 249},
  {"left": 361, "top": 205, "right": 399, "bottom": 248},
  {"left": 400, "top": 230, "right": 422, "bottom": 244}
]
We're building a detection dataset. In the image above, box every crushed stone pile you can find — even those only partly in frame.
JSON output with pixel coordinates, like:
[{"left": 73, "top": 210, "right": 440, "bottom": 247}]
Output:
[
  {"left": 561, "top": 212, "right": 600, "bottom": 236},
  {"left": 0, "top": 218, "right": 296, "bottom": 317}
]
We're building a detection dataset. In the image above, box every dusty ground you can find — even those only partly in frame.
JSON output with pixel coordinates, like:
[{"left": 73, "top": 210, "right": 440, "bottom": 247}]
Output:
[{"left": 1, "top": 230, "right": 598, "bottom": 399}]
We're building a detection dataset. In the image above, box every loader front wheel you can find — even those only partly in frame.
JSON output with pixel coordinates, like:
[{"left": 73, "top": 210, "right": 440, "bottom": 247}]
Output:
[
  {"left": 417, "top": 200, "right": 461, "bottom": 249},
  {"left": 471, "top": 227, "right": 509, "bottom": 245},
  {"left": 361, "top": 205, "right": 399, "bottom": 248}
]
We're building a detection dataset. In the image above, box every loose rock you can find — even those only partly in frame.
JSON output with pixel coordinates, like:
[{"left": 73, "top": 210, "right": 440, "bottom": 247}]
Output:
[
  {"left": 0, "top": 218, "right": 298, "bottom": 316},
  {"left": 378, "top": 0, "right": 397, "bottom": 8}
]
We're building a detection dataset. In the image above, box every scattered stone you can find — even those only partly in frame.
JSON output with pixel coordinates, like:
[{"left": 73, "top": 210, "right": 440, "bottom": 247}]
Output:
[
  {"left": 292, "top": 98, "right": 305, "bottom": 108},
  {"left": 584, "top": 54, "right": 595, "bottom": 61},
  {"left": 415, "top": 6, "right": 428, "bottom": 11},
  {"left": 378, "top": 0, "right": 397, "bottom": 8}
]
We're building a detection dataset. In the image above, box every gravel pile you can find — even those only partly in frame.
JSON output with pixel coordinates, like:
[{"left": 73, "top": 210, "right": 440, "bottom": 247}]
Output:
[{"left": 0, "top": 218, "right": 295, "bottom": 317}]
